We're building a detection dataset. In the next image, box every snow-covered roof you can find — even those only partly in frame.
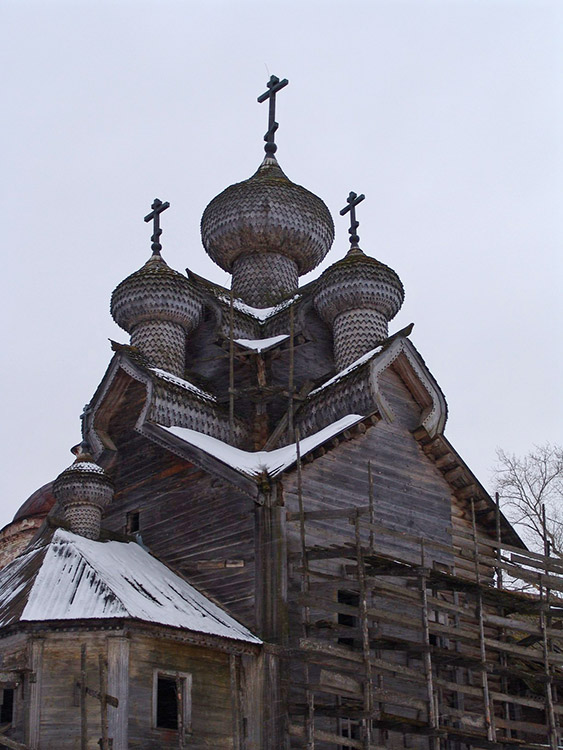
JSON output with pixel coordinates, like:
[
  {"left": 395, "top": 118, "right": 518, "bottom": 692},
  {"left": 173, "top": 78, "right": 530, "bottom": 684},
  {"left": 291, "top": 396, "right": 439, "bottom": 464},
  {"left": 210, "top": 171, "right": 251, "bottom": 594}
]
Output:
[
  {"left": 234, "top": 335, "right": 289, "bottom": 352},
  {"left": 0, "top": 529, "right": 260, "bottom": 644},
  {"left": 164, "top": 414, "right": 364, "bottom": 478},
  {"left": 150, "top": 367, "right": 216, "bottom": 402},
  {"left": 309, "top": 346, "right": 384, "bottom": 397},
  {"left": 216, "top": 293, "right": 300, "bottom": 322}
]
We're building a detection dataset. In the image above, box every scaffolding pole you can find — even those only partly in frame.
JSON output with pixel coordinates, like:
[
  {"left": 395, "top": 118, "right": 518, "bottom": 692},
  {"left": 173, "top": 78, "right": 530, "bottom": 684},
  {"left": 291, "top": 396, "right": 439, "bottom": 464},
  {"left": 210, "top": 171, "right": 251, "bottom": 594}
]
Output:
[
  {"left": 354, "top": 512, "right": 372, "bottom": 749},
  {"left": 471, "top": 501, "right": 495, "bottom": 743},
  {"left": 296, "top": 430, "right": 314, "bottom": 749},
  {"left": 228, "top": 289, "right": 235, "bottom": 441}
]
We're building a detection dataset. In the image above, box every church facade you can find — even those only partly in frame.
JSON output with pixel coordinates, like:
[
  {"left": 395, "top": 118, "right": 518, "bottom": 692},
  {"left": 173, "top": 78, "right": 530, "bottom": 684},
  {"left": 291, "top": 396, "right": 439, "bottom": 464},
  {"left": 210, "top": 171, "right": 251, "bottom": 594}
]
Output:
[{"left": 0, "top": 77, "right": 561, "bottom": 750}]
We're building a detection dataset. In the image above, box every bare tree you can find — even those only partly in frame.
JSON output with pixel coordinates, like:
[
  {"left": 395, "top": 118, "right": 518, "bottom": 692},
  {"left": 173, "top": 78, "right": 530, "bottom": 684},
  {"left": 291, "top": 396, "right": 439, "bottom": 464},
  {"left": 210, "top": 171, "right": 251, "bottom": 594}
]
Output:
[{"left": 493, "top": 444, "right": 563, "bottom": 557}]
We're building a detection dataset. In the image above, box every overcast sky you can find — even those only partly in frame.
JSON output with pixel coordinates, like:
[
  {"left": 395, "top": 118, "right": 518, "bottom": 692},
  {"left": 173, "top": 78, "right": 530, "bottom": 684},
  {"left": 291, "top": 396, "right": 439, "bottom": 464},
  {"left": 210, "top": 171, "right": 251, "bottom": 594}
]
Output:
[{"left": 1, "top": 0, "right": 562, "bottom": 531}]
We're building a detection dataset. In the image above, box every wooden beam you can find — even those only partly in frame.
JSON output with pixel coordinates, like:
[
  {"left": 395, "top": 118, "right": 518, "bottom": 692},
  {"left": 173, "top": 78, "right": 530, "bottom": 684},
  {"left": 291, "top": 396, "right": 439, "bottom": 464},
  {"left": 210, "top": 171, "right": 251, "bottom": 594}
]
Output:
[{"left": 0, "top": 734, "right": 30, "bottom": 750}]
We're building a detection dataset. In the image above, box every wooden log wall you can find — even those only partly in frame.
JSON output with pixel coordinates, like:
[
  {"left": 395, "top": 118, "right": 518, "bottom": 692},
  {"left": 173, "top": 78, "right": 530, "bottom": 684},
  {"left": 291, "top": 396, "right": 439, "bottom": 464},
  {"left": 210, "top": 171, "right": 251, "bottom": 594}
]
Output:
[
  {"left": 279, "top": 369, "right": 562, "bottom": 749},
  {"left": 0, "top": 633, "right": 29, "bottom": 749},
  {"left": 0, "top": 629, "right": 252, "bottom": 750},
  {"left": 280, "top": 369, "right": 456, "bottom": 749},
  {"left": 127, "top": 634, "right": 235, "bottom": 749},
  {"left": 283, "top": 507, "right": 563, "bottom": 749},
  {"left": 103, "top": 427, "right": 258, "bottom": 631}
]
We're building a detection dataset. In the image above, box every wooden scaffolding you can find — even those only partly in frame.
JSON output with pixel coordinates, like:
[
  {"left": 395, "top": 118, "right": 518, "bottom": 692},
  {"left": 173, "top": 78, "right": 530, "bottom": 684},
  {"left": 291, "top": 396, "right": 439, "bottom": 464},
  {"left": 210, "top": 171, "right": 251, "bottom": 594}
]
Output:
[{"left": 286, "top": 469, "right": 563, "bottom": 750}]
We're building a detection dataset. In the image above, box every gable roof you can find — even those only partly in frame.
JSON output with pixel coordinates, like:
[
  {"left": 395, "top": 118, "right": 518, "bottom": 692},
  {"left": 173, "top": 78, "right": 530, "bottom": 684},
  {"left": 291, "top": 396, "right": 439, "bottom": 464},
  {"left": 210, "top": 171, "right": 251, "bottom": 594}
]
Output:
[
  {"left": 0, "top": 528, "right": 260, "bottom": 644},
  {"left": 162, "top": 413, "right": 365, "bottom": 479}
]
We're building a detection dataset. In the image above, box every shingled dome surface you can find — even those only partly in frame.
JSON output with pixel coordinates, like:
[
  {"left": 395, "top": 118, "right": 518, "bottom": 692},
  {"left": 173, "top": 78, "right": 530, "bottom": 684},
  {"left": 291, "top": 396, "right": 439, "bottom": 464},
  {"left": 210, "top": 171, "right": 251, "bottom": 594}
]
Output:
[
  {"left": 111, "top": 253, "right": 202, "bottom": 334},
  {"left": 200, "top": 155, "right": 334, "bottom": 275},
  {"left": 314, "top": 246, "right": 405, "bottom": 323}
]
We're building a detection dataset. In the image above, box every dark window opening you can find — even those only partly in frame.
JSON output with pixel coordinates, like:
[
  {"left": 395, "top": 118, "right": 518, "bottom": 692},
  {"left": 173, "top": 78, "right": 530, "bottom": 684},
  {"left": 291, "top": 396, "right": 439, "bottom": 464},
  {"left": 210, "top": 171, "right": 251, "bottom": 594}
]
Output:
[
  {"left": 156, "top": 676, "right": 178, "bottom": 729},
  {"left": 0, "top": 689, "right": 14, "bottom": 724},
  {"left": 341, "top": 719, "right": 361, "bottom": 750},
  {"left": 126, "top": 511, "right": 140, "bottom": 534},
  {"left": 338, "top": 590, "right": 359, "bottom": 648}
]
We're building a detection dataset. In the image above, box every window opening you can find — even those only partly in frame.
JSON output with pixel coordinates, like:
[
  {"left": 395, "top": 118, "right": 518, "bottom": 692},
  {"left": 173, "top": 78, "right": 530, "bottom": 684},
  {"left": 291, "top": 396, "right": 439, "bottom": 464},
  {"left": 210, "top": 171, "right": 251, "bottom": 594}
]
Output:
[
  {"left": 337, "top": 590, "right": 359, "bottom": 648},
  {"left": 340, "top": 717, "right": 361, "bottom": 750},
  {"left": 126, "top": 510, "right": 140, "bottom": 534},
  {"left": 0, "top": 688, "right": 14, "bottom": 724},
  {"left": 153, "top": 671, "right": 192, "bottom": 734},
  {"left": 156, "top": 676, "right": 177, "bottom": 729}
]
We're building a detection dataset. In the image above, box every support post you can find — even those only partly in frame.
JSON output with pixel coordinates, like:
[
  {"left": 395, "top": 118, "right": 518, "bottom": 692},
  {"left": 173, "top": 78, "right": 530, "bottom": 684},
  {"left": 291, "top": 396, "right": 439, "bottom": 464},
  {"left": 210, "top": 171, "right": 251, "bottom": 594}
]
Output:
[
  {"left": 494, "top": 492, "right": 503, "bottom": 590},
  {"left": 367, "top": 461, "right": 374, "bottom": 553},
  {"left": 354, "top": 512, "right": 372, "bottom": 750},
  {"left": 175, "top": 673, "right": 184, "bottom": 750},
  {"left": 471, "top": 501, "right": 495, "bottom": 743},
  {"left": 541, "top": 505, "right": 559, "bottom": 750},
  {"left": 27, "top": 639, "right": 43, "bottom": 750},
  {"left": 230, "top": 655, "right": 243, "bottom": 750},
  {"left": 107, "top": 637, "right": 129, "bottom": 750},
  {"left": 98, "top": 654, "right": 109, "bottom": 750},
  {"left": 229, "top": 290, "right": 235, "bottom": 441},
  {"left": 494, "top": 493, "right": 511, "bottom": 738},
  {"left": 287, "top": 303, "right": 295, "bottom": 442},
  {"left": 419, "top": 540, "right": 437, "bottom": 749},
  {"left": 296, "top": 430, "right": 314, "bottom": 750},
  {"left": 81, "top": 645, "right": 87, "bottom": 750}
]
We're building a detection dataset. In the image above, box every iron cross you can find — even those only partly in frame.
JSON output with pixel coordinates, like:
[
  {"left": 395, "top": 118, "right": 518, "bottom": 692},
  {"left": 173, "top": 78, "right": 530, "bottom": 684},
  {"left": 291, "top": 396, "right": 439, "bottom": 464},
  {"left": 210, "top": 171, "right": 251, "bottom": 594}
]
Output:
[
  {"left": 144, "top": 198, "right": 170, "bottom": 254},
  {"left": 340, "top": 191, "right": 365, "bottom": 248},
  {"left": 257, "top": 75, "right": 289, "bottom": 154}
]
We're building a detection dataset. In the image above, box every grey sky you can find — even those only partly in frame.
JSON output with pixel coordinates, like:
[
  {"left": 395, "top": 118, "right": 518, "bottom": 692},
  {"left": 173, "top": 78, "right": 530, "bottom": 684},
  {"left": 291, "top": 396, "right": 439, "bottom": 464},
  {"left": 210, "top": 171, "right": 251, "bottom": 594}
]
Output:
[{"left": 2, "top": 0, "right": 562, "bottom": 530}]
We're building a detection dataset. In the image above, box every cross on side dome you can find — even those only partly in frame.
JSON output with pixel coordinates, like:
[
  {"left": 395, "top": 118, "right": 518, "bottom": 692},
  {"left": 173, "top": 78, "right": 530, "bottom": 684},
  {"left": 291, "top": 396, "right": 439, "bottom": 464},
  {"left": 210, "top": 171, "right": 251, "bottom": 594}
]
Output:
[
  {"left": 257, "top": 75, "right": 289, "bottom": 155},
  {"left": 340, "top": 191, "right": 365, "bottom": 249},
  {"left": 144, "top": 198, "right": 170, "bottom": 255}
]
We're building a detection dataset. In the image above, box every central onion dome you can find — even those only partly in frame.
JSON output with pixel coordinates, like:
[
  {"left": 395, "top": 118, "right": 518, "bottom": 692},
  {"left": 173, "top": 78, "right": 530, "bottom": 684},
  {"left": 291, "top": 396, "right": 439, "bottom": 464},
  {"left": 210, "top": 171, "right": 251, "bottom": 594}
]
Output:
[{"left": 201, "top": 154, "right": 334, "bottom": 307}]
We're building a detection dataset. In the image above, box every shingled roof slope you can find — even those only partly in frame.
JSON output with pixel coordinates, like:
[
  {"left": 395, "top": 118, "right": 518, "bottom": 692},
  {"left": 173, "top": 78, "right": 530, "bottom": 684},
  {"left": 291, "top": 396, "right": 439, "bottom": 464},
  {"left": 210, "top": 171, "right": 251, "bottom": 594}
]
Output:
[{"left": 0, "top": 528, "right": 260, "bottom": 643}]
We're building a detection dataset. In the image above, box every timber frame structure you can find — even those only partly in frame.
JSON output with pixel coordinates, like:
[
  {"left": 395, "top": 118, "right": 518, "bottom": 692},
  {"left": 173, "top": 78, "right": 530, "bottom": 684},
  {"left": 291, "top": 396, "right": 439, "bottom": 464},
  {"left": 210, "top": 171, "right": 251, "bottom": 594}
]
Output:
[{"left": 286, "top": 453, "right": 562, "bottom": 750}]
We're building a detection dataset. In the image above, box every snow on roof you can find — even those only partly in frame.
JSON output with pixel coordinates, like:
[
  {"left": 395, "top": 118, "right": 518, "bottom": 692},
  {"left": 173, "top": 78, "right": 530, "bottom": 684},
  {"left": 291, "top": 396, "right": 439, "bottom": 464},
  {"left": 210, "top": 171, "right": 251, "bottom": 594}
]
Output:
[
  {"left": 217, "top": 293, "right": 300, "bottom": 322},
  {"left": 308, "top": 346, "right": 384, "bottom": 397},
  {"left": 164, "top": 414, "right": 364, "bottom": 478},
  {"left": 234, "top": 335, "right": 289, "bottom": 352},
  {"left": 0, "top": 529, "right": 260, "bottom": 643},
  {"left": 62, "top": 461, "right": 106, "bottom": 475},
  {"left": 150, "top": 368, "right": 216, "bottom": 402}
]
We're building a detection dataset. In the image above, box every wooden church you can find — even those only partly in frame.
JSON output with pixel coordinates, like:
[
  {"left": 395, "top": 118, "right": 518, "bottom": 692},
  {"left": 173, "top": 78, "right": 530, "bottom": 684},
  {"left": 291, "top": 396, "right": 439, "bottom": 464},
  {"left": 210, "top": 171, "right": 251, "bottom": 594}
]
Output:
[{"left": 0, "top": 76, "right": 561, "bottom": 750}]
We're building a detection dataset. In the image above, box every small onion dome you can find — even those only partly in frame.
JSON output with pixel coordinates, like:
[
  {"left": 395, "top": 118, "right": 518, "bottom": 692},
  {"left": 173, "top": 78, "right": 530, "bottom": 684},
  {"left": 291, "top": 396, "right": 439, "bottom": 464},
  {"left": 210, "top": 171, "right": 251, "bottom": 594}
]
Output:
[
  {"left": 314, "top": 246, "right": 404, "bottom": 325},
  {"left": 111, "top": 252, "right": 202, "bottom": 335},
  {"left": 53, "top": 448, "right": 113, "bottom": 540},
  {"left": 200, "top": 155, "right": 335, "bottom": 276}
]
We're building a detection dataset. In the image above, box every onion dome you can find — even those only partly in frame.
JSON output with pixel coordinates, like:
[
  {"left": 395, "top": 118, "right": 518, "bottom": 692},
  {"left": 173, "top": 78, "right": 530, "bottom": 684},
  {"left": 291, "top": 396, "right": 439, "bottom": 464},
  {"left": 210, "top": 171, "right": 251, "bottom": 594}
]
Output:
[
  {"left": 200, "top": 155, "right": 334, "bottom": 306},
  {"left": 111, "top": 251, "right": 202, "bottom": 336},
  {"left": 314, "top": 247, "right": 405, "bottom": 370},
  {"left": 201, "top": 155, "right": 334, "bottom": 275},
  {"left": 53, "top": 445, "right": 113, "bottom": 540},
  {"left": 315, "top": 247, "right": 404, "bottom": 324}
]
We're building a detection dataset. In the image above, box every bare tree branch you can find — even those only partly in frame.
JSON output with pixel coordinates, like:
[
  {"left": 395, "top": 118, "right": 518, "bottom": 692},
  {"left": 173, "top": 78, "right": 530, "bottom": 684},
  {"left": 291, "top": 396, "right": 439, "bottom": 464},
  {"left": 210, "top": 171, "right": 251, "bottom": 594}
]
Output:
[{"left": 493, "top": 443, "right": 563, "bottom": 557}]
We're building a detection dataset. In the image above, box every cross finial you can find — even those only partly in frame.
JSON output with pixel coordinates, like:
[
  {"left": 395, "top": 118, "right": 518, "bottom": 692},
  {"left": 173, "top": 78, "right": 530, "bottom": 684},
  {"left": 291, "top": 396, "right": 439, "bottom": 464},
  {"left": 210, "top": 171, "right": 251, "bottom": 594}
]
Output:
[
  {"left": 340, "top": 192, "right": 365, "bottom": 248},
  {"left": 257, "top": 75, "right": 289, "bottom": 155},
  {"left": 144, "top": 198, "right": 170, "bottom": 255}
]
